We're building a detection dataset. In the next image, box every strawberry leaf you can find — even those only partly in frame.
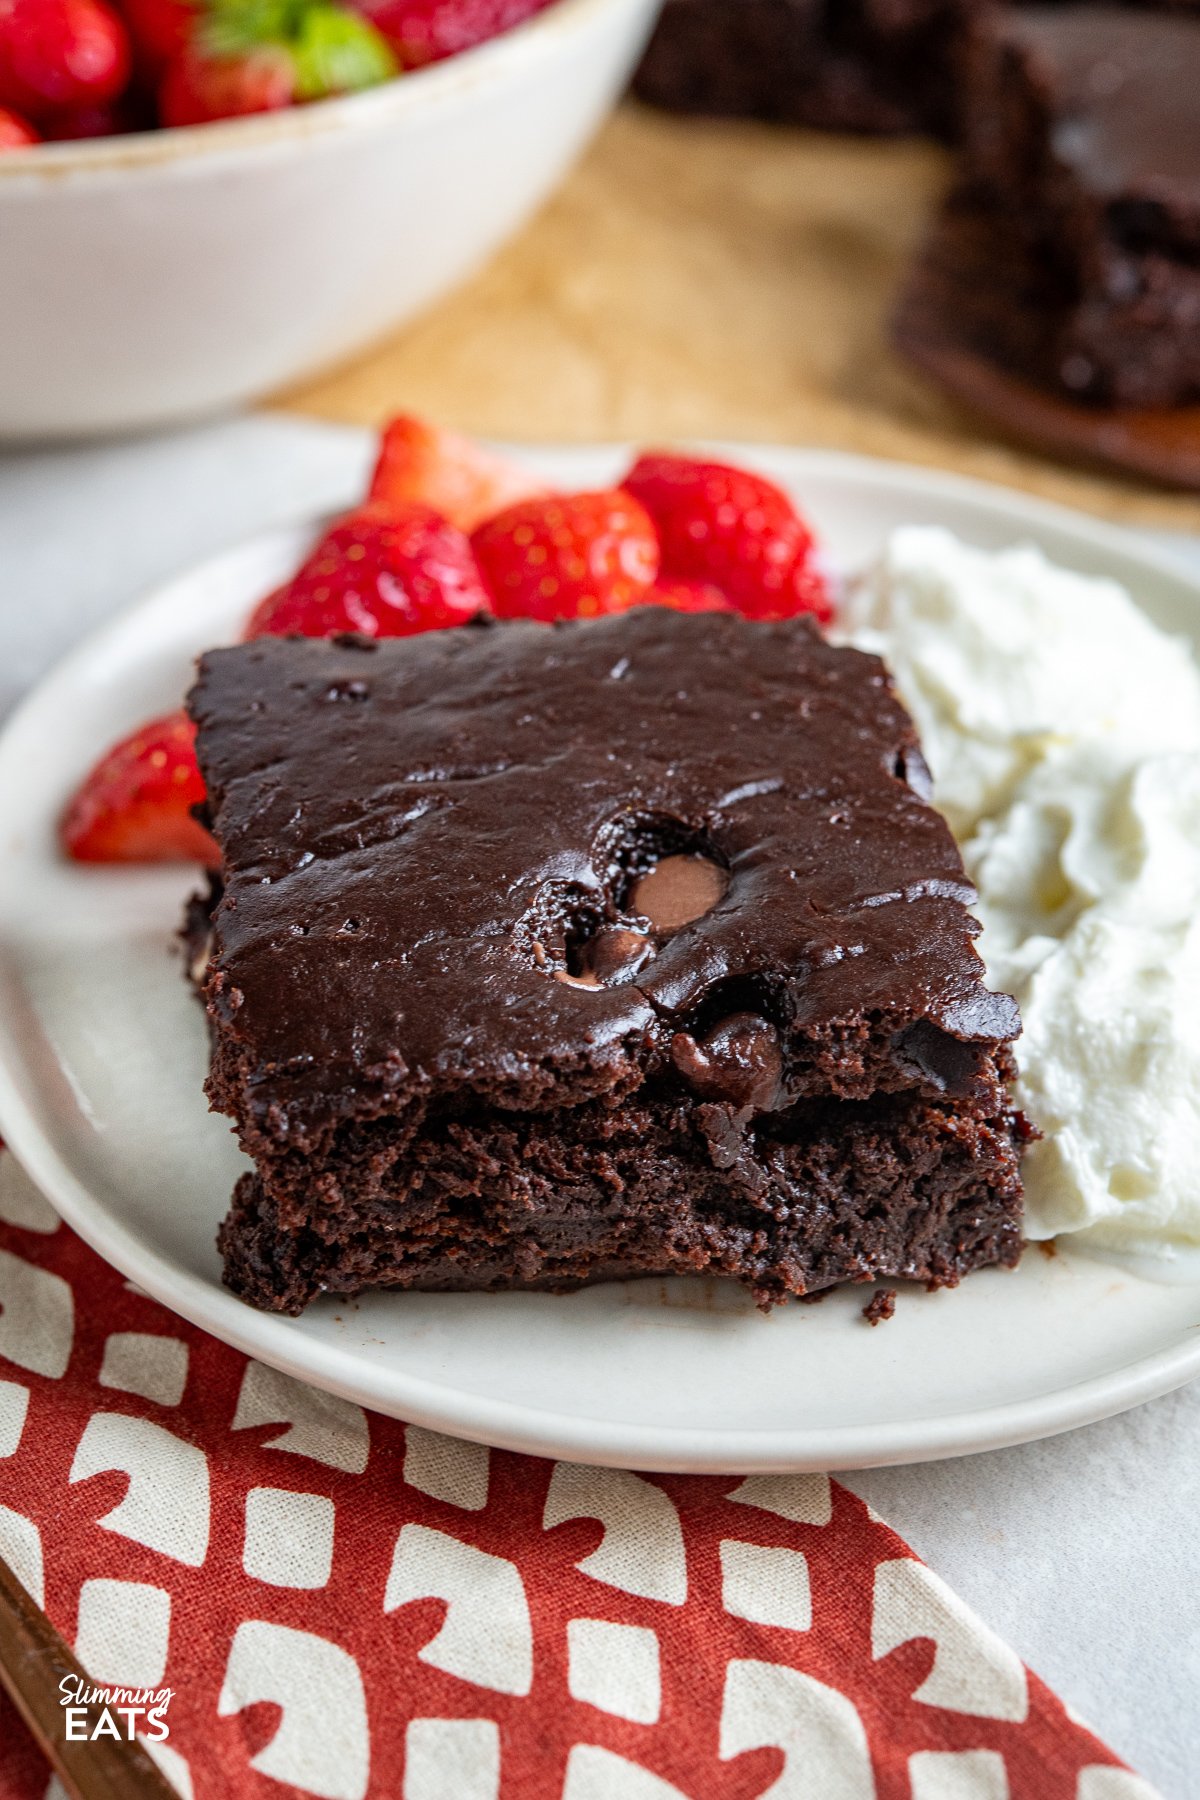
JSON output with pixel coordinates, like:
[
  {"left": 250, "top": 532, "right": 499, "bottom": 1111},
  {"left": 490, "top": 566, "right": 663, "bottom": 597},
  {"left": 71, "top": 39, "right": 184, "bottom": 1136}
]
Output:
[
  {"left": 202, "top": 0, "right": 298, "bottom": 56},
  {"left": 201, "top": 0, "right": 397, "bottom": 98},
  {"left": 291, "top": 6, "right": 397, "bottom": 97}
]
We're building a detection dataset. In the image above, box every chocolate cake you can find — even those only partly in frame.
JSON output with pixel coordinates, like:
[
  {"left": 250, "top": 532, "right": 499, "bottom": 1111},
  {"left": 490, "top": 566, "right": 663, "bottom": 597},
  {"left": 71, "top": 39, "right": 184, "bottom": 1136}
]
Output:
[
  {"left": 186, "top": 610, "right": 1025, "bottom": 1316},
  {"left": 949, "top": 7, "right": 1200, "bottom": 407},
  {"left": 635, "top": 0, "right": 1200, "bottom": 448},
  {"left": 632, "top": 0, "right": 959, "bottom": 136},
  {"left": 633, "top": 0, "right": 1200, "bottom": 143}
]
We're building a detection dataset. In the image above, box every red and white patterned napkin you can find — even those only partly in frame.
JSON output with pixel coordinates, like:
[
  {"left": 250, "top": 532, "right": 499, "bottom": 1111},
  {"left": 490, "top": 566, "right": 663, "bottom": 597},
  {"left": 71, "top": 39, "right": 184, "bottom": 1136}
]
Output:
[{"left": 0, "top": 1151, "right": 1157, "bottom": 1800}]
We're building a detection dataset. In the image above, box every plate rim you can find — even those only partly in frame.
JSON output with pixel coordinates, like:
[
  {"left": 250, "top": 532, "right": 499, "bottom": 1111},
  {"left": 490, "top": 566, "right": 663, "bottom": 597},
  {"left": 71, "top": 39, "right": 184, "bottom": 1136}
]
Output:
[{"left": 3, "top": 440, "right": 1200, "bottom": 1474}]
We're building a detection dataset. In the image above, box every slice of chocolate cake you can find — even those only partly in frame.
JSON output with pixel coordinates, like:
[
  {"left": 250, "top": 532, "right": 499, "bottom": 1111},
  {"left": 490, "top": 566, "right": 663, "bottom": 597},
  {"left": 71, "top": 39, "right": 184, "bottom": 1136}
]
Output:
[
  {"left": 186, "top": 610, "right": 1025, "bottom": 1315},
  {"left": 947, "top": 7, "right": 1200, "bottom": 406}
]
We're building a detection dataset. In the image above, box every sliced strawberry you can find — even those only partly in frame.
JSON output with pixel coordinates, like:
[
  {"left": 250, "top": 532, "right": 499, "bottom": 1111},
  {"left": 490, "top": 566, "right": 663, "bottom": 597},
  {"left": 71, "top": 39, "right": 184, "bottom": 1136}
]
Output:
[
  {"left": 369, "top": 415, "right": 546, "bottom": 532},
  {"left": 640, "top": 578, "right": 732, "bottom": 613},
  {"left": 623, "top": 453, "right": 832, "bottom": 624},
  {"left": 158, "top": 44, "right": 295, "bottom": 125},
  {"left": 472, "top": 489, "right": 659, "bottom": 622},
  {"left": 247, "top": 500, "right": 489, "bottom": 639},
  {"left": 0, "top": 103, "right": 38, "bottom": 145},
  {"left": 353, "top": 0, "right": 551, "bottom": 68},
  {"left": 62, "top": 710, "right": 217, "bottom": 865},
  {"left": 0, "top": 0, "right": 131, "bottom": 121}
]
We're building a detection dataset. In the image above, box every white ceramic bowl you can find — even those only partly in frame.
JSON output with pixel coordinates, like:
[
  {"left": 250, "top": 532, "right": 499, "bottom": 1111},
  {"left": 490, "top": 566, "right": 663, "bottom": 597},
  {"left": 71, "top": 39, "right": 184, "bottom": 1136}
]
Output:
[{"left": 0, "top": 0, "right": 657, "bottom": 441}]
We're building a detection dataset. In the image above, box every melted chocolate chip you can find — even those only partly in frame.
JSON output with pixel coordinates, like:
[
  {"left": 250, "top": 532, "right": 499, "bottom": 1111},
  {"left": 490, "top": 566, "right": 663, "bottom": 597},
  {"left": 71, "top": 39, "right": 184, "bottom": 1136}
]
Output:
[
  {"left": 557, "top": 928, "right": 655, "bottom": 991},
  {"left": 584, "top": 926, "right": 656, "bottom": 984},
  {"left": 631, "top": 854, "right": 728, "bottom": 934},
  {"left": 891, "top": 1018, "right": 987, "bottom": 1098},
  {"left": 670, "top": 1013, "right": 784, "bottom": 1110}
]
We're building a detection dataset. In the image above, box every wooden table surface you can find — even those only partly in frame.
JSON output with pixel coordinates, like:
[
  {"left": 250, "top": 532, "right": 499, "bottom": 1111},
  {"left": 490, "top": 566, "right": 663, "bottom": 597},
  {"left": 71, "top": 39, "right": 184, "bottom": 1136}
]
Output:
[{"left": 276, "top": 105, "right": 1200, "bottom": 533}]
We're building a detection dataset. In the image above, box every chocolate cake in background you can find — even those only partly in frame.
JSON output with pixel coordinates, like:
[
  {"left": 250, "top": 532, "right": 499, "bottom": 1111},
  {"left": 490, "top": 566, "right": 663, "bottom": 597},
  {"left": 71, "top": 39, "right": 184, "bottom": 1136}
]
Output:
[
  {"left": 953, "top": 8, "right": 1200, "bottom": 407},
  {"left": 632, "top": 0, "right": 961, "bottom": 137},
  {"left": 635, "top": 0, "right": 1200, "bottom": 418},
  {"left": 633, "top": 0, "right": 1199, "bottom": 142}
]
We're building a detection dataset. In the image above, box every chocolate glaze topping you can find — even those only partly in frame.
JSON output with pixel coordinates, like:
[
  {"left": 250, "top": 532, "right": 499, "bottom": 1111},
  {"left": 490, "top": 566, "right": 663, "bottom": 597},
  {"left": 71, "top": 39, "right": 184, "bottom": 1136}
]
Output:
[{"left": 188, "top": 610, "right": 1017, "bottom": 1124}]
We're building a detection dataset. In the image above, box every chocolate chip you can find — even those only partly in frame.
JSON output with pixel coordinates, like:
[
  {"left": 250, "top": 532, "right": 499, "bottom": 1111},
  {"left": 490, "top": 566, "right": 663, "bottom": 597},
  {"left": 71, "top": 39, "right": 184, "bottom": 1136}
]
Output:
[
  {"left": 584, "top": 927, "right": 655, "bottom": 984},
  {"left": 558, "top": 927, "right": 655, "bottom": 991},
  {"left": 670, "top": 1013, "right": 783, "bottom": 1110},
  {"left": 630, "top": 854, "right": 728, "bottom": 934}
]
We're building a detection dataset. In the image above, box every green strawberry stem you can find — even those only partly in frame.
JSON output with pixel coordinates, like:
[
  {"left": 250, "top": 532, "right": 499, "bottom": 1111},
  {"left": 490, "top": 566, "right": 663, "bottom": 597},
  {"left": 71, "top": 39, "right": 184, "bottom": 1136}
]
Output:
[{"left": 201, "top": 0, "right": 397, "bottom": 96}]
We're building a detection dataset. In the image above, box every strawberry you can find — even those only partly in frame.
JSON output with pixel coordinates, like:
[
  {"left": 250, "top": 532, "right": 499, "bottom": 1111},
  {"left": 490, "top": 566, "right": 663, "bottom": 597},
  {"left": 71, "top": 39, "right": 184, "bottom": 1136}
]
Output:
[
  {"left": 623, "top": 453, "right": 832, "bottom": 624},
  {"left": 246, "top": 500, "right": 489, "bottom": 638},
  {"left": 369, "top": 414, "right": 545, "bottom": 532},
  {"left": 0, "top": 101, "right": 38, "bottom": 143},
  {"left": 352, "top": 0, "right": 550, "bottom": 68},
  {"left": 44, "top": 95, "right": 141, "bottom": 135},
  {"left": 159, "top": 41, "right": 294, "bottom": 123},
  {"left": 158, "top": 0, "right": 396, "bottom": 126},
  {"left": 120, "top": 0, "right": 192, "bottom": 80},
  {"left": 62, "top": 710, "right": 217, "bottom": 865},
  {"left": 0, "top": 0, "right": 131, "bottom": 122},
  {"left": 640, "top": 578, "right": 731, "bottom": 613},
  {"left": 471, "top": 489, "right": 659, "bottom": 622}
]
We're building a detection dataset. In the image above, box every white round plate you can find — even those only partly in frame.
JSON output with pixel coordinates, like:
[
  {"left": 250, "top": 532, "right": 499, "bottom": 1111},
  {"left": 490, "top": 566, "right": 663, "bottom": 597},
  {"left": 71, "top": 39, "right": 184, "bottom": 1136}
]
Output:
[{"left": 2, "top": 445, "right": 1199, "bottom": 1473}]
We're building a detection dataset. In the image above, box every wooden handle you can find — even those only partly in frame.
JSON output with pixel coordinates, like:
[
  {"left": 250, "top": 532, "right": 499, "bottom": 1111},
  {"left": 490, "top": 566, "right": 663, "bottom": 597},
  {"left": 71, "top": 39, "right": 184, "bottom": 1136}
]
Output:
[{"left": 0, "top": 1549, "right": 180, "bottom": 1800}]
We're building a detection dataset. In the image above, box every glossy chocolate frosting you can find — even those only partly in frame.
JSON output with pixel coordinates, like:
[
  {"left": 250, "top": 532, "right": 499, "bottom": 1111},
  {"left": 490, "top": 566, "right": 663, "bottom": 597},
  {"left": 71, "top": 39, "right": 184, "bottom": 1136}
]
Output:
[{"left": 188, "top": 610, "right": 1018, "bottom": 1123}]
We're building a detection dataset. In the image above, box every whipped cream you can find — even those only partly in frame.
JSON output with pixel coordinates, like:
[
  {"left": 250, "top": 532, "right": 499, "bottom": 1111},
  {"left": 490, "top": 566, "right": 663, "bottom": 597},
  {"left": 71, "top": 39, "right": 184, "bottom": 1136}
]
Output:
[
  {"left": 844, "top": 526, "right": 1200, "bottom": 837},
  {"left": 841, "top": 526, "right": 1200, "bottom": 1260}
]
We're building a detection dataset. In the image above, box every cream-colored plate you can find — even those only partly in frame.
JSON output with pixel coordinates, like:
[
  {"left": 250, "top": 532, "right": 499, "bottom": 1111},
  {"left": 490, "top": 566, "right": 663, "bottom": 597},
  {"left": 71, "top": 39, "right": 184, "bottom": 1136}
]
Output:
[{"left": 1, "top": 446, "right": 1198, "bottom": 1472}]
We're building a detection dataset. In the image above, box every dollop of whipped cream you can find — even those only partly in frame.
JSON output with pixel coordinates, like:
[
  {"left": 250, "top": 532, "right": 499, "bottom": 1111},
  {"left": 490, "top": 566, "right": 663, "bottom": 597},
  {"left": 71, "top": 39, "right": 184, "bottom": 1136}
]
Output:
[
  {"left": 845, "top": 526, "right": 1200, "bottom": 838},
  {"left": 841, "top": 526, "right": 1200, "bottom": 1260}
]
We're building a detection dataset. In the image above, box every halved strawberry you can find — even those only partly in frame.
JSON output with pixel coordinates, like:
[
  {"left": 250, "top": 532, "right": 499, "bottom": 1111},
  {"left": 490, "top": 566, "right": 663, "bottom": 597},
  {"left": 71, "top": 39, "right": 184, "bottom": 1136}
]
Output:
[
  {"left": 639, "top": 578, "right": 731, "bottom": 613},
  {"left": 62, "top": 710, "right": 217, "bottom": 865},
  {"left": 472, "top": 489, "right": 658, "bottom": 622},
  {"left": 623, "top": 453, "right": 832, "bottom": 624},
  {"left": 246, "top": 500, "right": 489, "bottom": 638},
  {"left": 369, "top": 415, "right": 546, "bottom": 532}
]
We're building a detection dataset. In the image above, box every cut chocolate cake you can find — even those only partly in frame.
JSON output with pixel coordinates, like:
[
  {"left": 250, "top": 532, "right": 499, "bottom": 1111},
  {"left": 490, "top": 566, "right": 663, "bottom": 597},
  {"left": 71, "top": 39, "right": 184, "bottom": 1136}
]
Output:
[
  {"left": 952, "top": 7, "right": 1200, "bottom": 407},
  {"left": 186, "top": 610, "right": 1025, "bottom": 1315},
  {"left": 635, "top": 0, "right": 1200, "bottom": 435}
]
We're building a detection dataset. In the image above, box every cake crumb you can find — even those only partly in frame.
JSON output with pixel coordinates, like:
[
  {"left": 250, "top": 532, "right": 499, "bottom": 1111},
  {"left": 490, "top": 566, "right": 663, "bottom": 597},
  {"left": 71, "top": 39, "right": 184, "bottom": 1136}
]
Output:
[{"left": 862, "top": 1288, "right": 897, "bottom": 1326}]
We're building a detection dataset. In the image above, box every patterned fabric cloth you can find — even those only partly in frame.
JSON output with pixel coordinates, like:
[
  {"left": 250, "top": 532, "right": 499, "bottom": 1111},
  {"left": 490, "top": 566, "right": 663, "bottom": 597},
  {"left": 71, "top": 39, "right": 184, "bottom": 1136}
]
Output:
[{"left": 0, "top": 1154, "right": 1157, "bottom": 1800}]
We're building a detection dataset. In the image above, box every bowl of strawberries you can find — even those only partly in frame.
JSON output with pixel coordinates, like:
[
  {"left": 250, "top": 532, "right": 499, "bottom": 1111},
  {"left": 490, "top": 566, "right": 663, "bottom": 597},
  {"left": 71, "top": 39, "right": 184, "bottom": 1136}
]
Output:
[{"left": 0, "top": 0, "right": 659, "bottom": 440}]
